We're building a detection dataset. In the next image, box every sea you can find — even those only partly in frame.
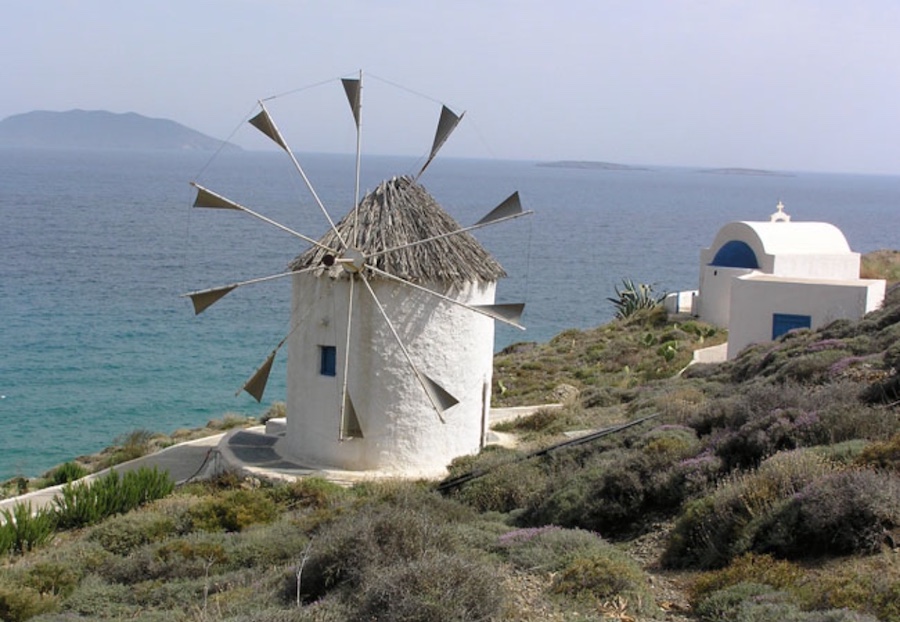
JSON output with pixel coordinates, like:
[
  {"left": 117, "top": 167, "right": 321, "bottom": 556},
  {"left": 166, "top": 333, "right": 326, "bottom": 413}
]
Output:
[{"left": 1, "top": 148, "right": 898, "bottom": 480}]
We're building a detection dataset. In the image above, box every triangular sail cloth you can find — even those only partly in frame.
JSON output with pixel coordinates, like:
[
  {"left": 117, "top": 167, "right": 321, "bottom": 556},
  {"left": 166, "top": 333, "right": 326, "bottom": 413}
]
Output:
[
  {"left": 193, "top": 184, "right": 242, "bottom": 210},
  {"left": 421, "top": 372, "right": 459, "bottom": 415},
  {"left": 471, "top": 303, "right": 525, "bottom": 326},
  {"left": 189, "top": 286, "right": 237, "bottom": 315},
  {"left": 249, "top": 108, "right": 289, "bottom": 151},
  {"left": 341, "top": 395, "right": 364, "bottom": 438},
  {"left": 474, "top": 192, "right": 522, "bottom": 226},
  {"left": 341, "top": 78, "right": 361, "bottom": 128},
  {"left": 417, "top": 105, "right": 464, "bottom": 179},
  {"left": 239, "top": 337, "right": 288, "bottom": 402},
  {"left": 241, "top": 352, "right": 275, "bottom": 403}
]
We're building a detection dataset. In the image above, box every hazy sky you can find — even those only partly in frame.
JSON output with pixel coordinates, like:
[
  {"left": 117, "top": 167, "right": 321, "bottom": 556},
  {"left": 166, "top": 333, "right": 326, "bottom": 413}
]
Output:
[{"left": 3, "top": 1, "right": 899, "bottom": 175}]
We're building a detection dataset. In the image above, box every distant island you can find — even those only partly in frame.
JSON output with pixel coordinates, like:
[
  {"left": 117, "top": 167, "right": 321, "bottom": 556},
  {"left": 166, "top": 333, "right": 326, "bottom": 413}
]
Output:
[
  {"left": 0, "top": 109, "right": 239, "bottom": 151},
  {"left": 699, "top": 167, "right": 793, "bottom": 177},
  {"left": 537, "top": 160, "right": 652, "bottom": 172}
]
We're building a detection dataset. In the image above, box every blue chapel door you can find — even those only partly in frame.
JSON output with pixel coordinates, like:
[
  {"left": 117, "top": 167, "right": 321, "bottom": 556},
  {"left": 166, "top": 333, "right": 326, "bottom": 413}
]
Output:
[{"left": 772, "top": 313, "right": 811, "bottom": 339}]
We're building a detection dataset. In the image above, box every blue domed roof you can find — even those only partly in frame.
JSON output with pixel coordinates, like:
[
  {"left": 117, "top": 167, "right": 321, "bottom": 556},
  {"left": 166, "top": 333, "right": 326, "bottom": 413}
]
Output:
[{"left": 711, "top": 240, "right": 759, "bottom": 268}]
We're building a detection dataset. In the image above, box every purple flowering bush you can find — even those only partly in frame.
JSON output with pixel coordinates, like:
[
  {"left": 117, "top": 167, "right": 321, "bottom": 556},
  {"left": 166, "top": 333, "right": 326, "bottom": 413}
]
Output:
[
  {"left": 754, "top": 469, "right": 900, "bottom": 558},
  {"left": 663, "top": 450, "right": 836, "bottom": 569},
  {"left": 712, "top": 406, "right": 828, "bottom": 470}
]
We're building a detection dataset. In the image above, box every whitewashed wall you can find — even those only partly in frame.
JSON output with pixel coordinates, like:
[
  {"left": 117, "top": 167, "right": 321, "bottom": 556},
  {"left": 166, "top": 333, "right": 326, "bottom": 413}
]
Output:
[
  {"left": 727, "top": 276, "right": 886, "bottom": 358},
  {"left": 281, "top": 272, "right": 496, "bottom": 476}
]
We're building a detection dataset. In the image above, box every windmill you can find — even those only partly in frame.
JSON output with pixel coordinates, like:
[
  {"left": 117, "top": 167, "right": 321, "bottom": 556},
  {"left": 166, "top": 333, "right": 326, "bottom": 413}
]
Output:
[{"left": 185, "top": 73, "right": 531, "bottom": 476}]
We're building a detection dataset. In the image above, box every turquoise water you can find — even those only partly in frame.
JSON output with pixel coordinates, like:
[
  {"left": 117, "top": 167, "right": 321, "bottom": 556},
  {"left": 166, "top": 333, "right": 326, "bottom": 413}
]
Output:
[{"left": 1, "top": 148, "right": 897, "bottom": 479}]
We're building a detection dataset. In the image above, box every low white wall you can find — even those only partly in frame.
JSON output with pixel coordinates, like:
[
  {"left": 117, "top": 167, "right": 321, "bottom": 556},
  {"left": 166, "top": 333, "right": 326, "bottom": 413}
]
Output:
[
  {"left": 697, "top": 266, "right": 756, "bottom": 327},
  {"left": 727, "top": 276, "right": 884, "bottom": 358},
  {"left": 664, "top": 291, "right": 697, "bottom": 315}
]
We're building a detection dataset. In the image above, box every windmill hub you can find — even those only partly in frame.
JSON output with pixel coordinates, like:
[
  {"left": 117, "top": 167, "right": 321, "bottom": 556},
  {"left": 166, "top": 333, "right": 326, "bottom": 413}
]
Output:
[
  {"left": 320, "top": 247, "right": 365, "bottom": 273},
  {"left": 338, "top": 247, "right": 366, "bottom": 274}
]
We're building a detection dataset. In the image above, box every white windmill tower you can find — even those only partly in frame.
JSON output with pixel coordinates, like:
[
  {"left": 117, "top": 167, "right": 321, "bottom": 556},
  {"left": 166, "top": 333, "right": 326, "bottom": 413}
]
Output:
[{"left": 185, "top": 73, "right": 530, "bottom": 476}]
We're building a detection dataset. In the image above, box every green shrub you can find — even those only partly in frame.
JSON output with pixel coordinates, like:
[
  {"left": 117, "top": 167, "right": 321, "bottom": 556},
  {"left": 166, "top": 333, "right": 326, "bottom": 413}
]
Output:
[
  {"left": 129, "top": 575, "right": 208, "bottom": 610},
  {"left": 802, "top": 554, "right": 900, "bottom": 622},
  {"left": 356, "top": 552, "right": 504, "bottom": 622},
  {"left": 494, "top": 406, "right": 563, "bottom": 433},
  {"left": 226, "top": 518, "right": 311, "bottom": 570},
  {"left": 267, "top": 476, "right": 347, "bottom": 511},
  {"left": 638, "top": 424, "right": 701, "bottom": 466},
  {"left": 104, "top": 429, "right": 156, "bottom": 467},
  {"left": 689, "top": 553, "right": 804, "bottom": 606},
  {"left": 0, "top": 582, "right": 58, "bottom": 622},
  {"left": 693, "top": 581, "right": 790, "bottom": 622},
  {"left": 492, "top": 403, "right": 591, "bottom": 439},
  {"left": 857, "top": 434, "right": 900, "bottom": 471},
  {"left": 812, "top": 440, "right": 870, "bottom": 466},
  {"left": 0, "top": 519, "right": 11, "bottom": 556},
  {"left": 813, "top": 380, "right": 898, "bottom": 443},
  {"left": 497, "top": 526, "right": 607, "bottom": 573},
  {"left": 0, "top": 503, "right": 56, "bottom": 554},
  {"left": 53, "top": 467, "right": 174, "bottom": 529},
  {"left": 88, "top": 510, "right": 179, "bottom": 555},
  {"left": 48, "top": 462, "right": 89, "bottom": 486},
  {"left": 188, "top": 489, "right": 278, "bottom": 532},
  {"left": 449, "top": 458, "right": 548, "bottom": 514},
  {"left": 551, "top": 552, "right": 654, "bottom": 617},
  {"left": 688, "top": 378, "right": 890, "bottom": 461},
  {"left": 299, "top": 494, "right": 470, "bottom": 601},
  {"left": 519, "top": 443, "right": 686, "bottom": 537},
  {"left": 97, "top": 533, "right": 230, "bottom": 586},
  {"left": 23, "top": 561, "right": 82, "bottom": 598},
  {"left": 776, "top": 349, "right": 847, "bottom": 384},
  {"left": 696, "top": 586, "right": 879, "bottom": 622}
]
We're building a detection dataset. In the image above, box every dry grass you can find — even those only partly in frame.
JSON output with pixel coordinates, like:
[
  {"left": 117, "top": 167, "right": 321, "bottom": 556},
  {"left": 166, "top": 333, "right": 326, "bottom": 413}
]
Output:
[{"left": 861, "top": 249, "right": 900, "bottom": 284}]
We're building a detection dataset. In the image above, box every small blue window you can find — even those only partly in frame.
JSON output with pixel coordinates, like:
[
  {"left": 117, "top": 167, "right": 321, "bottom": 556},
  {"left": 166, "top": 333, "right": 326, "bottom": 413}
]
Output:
[
  {"left": 772, "top": 314, "right": 811, "bottom": 339},
  {"left": 711, "top": 240, "right": 759, "bottom": 269},
  {"left": 320, "top": 346, "right": 337, "bottom": 377}
]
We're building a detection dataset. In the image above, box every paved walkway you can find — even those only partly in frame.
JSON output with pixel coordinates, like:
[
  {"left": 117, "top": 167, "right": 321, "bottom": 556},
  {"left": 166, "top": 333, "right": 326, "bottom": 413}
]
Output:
[
  {"left": 0, "top": 435, "right": 223, "bottom": 515},
  {"left": 1, "top": 405, "right": 556, "bottom": 515}
]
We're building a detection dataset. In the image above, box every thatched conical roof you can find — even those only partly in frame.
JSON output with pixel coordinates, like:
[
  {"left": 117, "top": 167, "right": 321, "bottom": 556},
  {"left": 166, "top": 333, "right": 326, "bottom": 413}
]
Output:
[{"left": 289, "top": 175, "right": 506, "bottom": 285}]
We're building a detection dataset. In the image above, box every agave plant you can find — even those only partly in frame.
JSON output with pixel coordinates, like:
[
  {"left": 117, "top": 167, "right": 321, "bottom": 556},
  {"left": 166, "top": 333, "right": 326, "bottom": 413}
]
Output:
[{"left": 608, "top": 279, "right": 665, "bottom": 319}]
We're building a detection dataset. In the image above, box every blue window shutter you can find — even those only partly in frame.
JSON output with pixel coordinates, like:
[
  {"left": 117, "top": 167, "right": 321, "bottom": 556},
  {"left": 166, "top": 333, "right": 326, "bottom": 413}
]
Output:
[
  {"left": 772, "top": 314, "right": 811, "bottom": 339},
  {"left": 320, "top": 346, "right": 337, "bottom": 377}
]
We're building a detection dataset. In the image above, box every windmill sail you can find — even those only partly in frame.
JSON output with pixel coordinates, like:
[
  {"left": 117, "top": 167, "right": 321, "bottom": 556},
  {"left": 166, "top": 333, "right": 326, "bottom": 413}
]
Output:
[
  {"left": 470, "top": 303, "right": 526, "bottom": 327},
  {"left": 240, "top": 351, "right": 276, "bottom": 402},
  {"left": 193, "top": 184, "right": 242, "bottom": 210},
  {"left": 474, "top": 192, "right": 523, "bottom": 226},
  {"left": 249, "top": 107, "right": 288, "bottom": 151},
  {"left": 188, "top": 285, "right": 237, "bottom": 315},
  {"left": 416, "top": 105, "right": 464, "bottom": 179},
  {"left": 239, "top": 337, "right": 288, "bottom": 402},
  {"left": 341, "top": 78, "right": 361, "bottom": 128},
  {"left": 341, "top": 395, "right": 364, "bottom": 438}
]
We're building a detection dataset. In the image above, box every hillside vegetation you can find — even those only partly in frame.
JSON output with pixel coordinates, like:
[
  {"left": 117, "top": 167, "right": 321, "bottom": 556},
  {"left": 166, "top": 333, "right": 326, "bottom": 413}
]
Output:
[{"left": 1, "top": 279, "right": 898, "bottom": 620}]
